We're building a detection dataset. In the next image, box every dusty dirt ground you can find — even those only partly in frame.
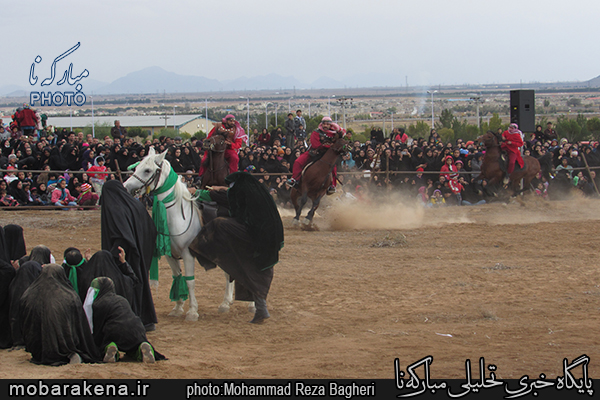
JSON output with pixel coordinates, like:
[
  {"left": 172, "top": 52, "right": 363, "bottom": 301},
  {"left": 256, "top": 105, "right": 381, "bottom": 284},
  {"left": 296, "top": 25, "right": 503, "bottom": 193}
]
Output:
[{"left": 1, "top": 196, "right": 600, "bottom": 380}]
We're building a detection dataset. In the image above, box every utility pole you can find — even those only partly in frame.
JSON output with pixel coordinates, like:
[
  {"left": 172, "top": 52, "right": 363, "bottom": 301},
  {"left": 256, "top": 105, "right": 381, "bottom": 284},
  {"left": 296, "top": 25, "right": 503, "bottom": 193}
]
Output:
[{"left": 336, "top": 97, "right": 353, "bottom": 130}]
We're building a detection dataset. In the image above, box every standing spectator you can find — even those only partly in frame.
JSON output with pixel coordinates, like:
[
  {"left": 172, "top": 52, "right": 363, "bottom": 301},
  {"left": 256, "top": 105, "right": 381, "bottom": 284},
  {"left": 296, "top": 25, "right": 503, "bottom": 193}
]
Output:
[
  {"left": 111, "top": 120, "right": 126, "bottom": 140},
  {"left": 370, "top": 127, "right": 384, "bottom": 145},
  {"left": 294, "top": 110, "right": 306, "bottom": 137},
  {"left": 284, "top": 113, "right": 295, "bottom": 149},
  {"left": 543, "top": 122, "right": 557, "bottom": 142},
  {"left": 295, "top": 124, "right": 307, "bottom": 147},
  {"left": 16, "top": 104, "right": 38, "bottom": 138}
]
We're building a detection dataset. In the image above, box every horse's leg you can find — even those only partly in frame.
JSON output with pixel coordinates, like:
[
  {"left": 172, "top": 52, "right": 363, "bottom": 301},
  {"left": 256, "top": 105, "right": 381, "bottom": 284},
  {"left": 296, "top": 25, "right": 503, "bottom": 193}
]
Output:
[
  {"left": 181, "top": 248, "right": 199, "bottom": 322},
  {"left": 305, "top": 195, "right": 322, "bottom": 224},
  {"left": 165, "top": 256, "right": 185, "bottom": 317},
  {"left": 299, "top": 193, "right": 311, "bottom": 225},
  {"left": 218, "top": 272, "right": 255, "bottom": 313},
  {"left": 218, "top": 271, "right": 234, "bottom": 313},
  {"left": 292, "top": 189, "right": 307, "bottom": 226}
]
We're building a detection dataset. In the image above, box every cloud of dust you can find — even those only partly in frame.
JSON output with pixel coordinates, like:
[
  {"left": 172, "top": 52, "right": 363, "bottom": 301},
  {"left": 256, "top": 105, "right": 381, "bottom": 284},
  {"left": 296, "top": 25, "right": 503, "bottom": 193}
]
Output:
[
  {"left": 319, "top": 193, "right": 471, "bottom": 231},
  {"left": 278, "top": 192, "right": 600, "bottom": 231}
]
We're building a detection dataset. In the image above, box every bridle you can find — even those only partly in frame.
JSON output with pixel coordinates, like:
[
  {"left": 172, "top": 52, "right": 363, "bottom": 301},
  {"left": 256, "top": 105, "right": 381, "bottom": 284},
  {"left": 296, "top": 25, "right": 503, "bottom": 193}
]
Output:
[
  {"left": 130, "top": 159, "right": 163, "bottom": 193},
  {"left": 130, "top": 159, "right": 196, "bottom": 238}
]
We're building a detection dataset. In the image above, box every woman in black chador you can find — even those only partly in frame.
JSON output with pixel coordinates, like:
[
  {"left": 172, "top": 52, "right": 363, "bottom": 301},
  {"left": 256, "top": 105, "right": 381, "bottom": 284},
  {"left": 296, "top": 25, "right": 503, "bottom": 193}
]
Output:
[
  {"left": 8, "top": 261, "right": 42, "bottom": 348},
  {"left": 84, "top": 277, "right": 165, "bottom": 363},
  {"left": 189, "top": 172, "right": 284, "bottom": 323},
  {"left": 100, "top": 179, "right": 158, "bottom": 331},
  {"left": 19, "top": 264, "right": 100, "bottom": 365}
]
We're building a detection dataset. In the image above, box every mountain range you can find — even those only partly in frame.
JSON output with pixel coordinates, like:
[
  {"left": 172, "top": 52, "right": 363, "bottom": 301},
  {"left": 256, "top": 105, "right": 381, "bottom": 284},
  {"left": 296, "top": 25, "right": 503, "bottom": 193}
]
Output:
[{"left": 1, "top": 66, "right": 599, "bottom": 97}]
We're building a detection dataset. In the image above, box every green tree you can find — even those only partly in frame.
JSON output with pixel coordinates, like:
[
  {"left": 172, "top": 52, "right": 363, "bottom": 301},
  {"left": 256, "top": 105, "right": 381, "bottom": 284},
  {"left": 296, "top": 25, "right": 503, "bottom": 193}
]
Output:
[
  {"left": 83, "top": 122, "right": 111, "bottom": 139},
  {"left": 566, "top": 98, "right": 582, "bottom": 107},
  {"left": 193, "top": 130, "right": 207, "bottom": 140},
  {"left": 488, "top": 113, "right": 504, "bottom": 133},
  {"left": 543, "top": 99, "right": 550, "bottom": 107},
  {"left": 407, "top": 121, "right": 430, "bottom": 138},
  {"left": 586, "top": 117, "right": 600, "bottom": 140},
  {"left": 436, "top": 109, "right": 454, "bottom": 130},
  {"left": 556, "top": 115, "right": 583, "bottom": 142},
  {"left": 438, "top": 127, "right": 455, "bottom": 143},
  {"left": 127, "top": 127, "right": 144, "bottom": 138}
]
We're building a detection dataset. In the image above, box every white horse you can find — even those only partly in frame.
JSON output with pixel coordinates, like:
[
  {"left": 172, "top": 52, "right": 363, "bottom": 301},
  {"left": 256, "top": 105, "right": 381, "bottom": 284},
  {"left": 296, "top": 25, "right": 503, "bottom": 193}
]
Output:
[{"left": 123, "top": 147, "right": 254, "bottom": 321}]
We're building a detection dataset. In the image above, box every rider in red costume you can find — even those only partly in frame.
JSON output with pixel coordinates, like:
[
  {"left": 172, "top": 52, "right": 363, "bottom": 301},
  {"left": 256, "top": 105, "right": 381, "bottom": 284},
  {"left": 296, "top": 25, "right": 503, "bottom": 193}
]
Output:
[
  {"left": 501, "top": 123, "right": 524, "bottom": 184},
  {"left": 198, "top": 114, "right": 248, "bottom": 178},
  {"left": 288, "top": 116, "right": 345, "bottom": 195}
]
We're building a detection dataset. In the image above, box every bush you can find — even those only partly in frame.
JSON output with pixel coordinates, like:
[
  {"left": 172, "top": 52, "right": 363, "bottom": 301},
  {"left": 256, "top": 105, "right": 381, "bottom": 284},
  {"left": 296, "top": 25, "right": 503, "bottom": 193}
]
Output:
[
  {"left": 193, "top": 130, "right": 207, "bottom": 140},
  {"left": 127, "top": 127, "right": 145, "bottom": 138},
  {"left": 152, "top": 128, "right": 190, "bottom": 141},
  {"left": 83, "top": 122, "right": 111, "bottom": 139}
]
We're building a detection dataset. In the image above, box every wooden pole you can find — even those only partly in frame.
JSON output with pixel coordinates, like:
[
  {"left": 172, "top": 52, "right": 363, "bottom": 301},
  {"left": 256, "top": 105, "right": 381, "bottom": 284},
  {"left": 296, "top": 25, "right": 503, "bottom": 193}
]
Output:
[
  {"left": 114, "top": 160, "right": 123, "bottom": 183},
  {"left": 582, "top": 152, "right": 600, "bottom": 196}
]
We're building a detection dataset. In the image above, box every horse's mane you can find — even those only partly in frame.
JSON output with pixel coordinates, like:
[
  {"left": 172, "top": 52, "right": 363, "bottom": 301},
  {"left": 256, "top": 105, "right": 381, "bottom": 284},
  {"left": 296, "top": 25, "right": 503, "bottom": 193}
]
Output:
[{"left": 160, "top": 159, "right": 199, "bottom": 211}]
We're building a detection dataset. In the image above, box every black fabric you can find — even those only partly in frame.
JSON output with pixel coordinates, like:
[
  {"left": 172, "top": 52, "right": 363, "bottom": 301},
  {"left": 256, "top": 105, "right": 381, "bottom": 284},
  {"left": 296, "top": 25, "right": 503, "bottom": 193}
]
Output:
[
  {"left": 25, "top": 245, "right": 52, "bottom": 265},
  {"left": 79, "top": 250, "right": 134, "bottom": 307},
  {"left": 100, "top": 179, "right": 157, "bottom": 326},
  {"left": 0, "top": 226, "right": 9, "bottom": 264},
  {"left": 189, "top": 217, "right": 274, "bottom": 301},
  {"left": 19, "top": 264, "right": 100, "bottom": 365},
  {"left": 0, "top": 258, "right": 16, "bottom": 348},
  {"left": 225, "top": 172, "right": 284, "bottom": 270},
  {"left": 48, "top": 147, "right": 68, "bottom": 172},
  {"left": 8, "top": 261, "right": 41, "bottom": 347},
  {"left": 4, "top": 224, "right": 26, "bottom": 261},
  {"left": 189, "top": 172, "right": 283, "bottom": 302},
  {"left": 9, "top": 180, "right": 29, "bottom": 205},
  {"left": 91, "top": 277, "right": 165, "bottom": 359}
]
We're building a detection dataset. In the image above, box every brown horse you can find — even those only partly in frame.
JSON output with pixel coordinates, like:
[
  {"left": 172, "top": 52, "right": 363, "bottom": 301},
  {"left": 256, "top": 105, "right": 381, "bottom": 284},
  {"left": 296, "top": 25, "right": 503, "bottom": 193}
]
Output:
[
  {"left": 476, "top": 131, "right": 541, "bottom": 196},
  {"left": 200, "top": 135, "right": 228, "bottom": 189},
  {"left": 291, "top": 137, "right": 348, "bottom": 227}
]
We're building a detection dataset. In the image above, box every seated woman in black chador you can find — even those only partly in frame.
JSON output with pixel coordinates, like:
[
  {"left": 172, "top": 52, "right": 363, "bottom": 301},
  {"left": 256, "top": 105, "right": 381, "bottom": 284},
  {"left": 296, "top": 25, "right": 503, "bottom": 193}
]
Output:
[
  {"left": 84, "top": 277, "right": 165, "bottom": 363},
  {"left": 19, "top": 264, "right": 100, "bottom": 365}
]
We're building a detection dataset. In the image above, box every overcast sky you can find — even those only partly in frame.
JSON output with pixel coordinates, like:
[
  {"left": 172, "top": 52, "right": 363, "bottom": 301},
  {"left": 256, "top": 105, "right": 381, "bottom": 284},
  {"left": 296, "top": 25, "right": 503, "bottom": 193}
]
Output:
[{"left": 3, "top": 0, "right": 599, "bottom": 90}]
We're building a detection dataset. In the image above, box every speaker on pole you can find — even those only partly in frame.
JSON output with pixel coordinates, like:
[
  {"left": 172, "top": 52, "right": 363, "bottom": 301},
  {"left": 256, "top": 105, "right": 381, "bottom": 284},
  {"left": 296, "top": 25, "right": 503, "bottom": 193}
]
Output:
[{"left": 510, "top": 90, "right": 535, "bottom": 132}]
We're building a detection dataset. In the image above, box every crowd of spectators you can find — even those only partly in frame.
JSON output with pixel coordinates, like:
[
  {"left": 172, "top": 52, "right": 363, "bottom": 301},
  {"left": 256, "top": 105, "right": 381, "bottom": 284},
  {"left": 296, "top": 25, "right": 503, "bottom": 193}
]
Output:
[
  {"left": 2, "top": 105, "right": 599, "bottom": 209},
  {"left": 240, "top": 121, "right": 600, "bottom": 207}
]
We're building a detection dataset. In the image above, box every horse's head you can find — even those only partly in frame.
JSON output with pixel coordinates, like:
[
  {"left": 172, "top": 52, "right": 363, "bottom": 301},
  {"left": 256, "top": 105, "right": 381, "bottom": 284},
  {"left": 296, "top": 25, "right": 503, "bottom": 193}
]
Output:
[
  {"left": 123, "top": 146, "right": 167, "bottom": 196},
  {"left": 477, "top": 131, "right": 499, "bottom": 149},
  {"left": 203, "top": 135, "right": 227, "bottom": 153}
]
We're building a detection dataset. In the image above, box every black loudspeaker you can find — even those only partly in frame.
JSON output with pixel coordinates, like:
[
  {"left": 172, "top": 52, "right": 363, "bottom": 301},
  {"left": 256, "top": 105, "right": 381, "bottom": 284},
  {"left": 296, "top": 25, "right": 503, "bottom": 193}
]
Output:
[{"left": 510, "top": 90, "right": 535, "bottom": 132}]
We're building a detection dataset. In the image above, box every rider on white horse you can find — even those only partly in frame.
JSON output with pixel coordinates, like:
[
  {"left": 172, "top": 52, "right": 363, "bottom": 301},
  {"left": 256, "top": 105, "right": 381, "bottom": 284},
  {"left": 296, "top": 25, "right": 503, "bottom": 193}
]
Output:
[{"left": 189, "top": 172, "right": 284, "bottom": 323}]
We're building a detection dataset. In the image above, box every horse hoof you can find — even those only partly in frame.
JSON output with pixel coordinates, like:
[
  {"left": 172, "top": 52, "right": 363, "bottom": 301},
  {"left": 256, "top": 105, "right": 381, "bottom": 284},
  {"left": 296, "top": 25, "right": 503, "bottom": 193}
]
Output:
[
  {"left": 168, "top": 308, "right": 184, "bottom": 317},
  {"left": 302, "top": 218, "right": 311, "bottom": 226},
  {"left": 149, "top": 280, "right": 159, "bottom": 289},
  {"left": 185, "top": 312, "right": 199, "bottom": 322},
  {"left": 292, "top": 219, "right": 299, "bottom": 227},
  {"left": 218, "top": 303, "right": 231, "bottom": 314},
  {"left": 248, "top": 302, "right": 256, "bottom": 314}
]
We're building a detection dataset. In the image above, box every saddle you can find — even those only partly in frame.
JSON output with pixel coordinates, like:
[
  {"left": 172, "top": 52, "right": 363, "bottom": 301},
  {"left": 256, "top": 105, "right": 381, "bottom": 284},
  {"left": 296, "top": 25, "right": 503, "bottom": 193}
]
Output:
[
  {"left": 500, "top": 151, "right": 526, "bottom": 175},
  {"left": 196, "top": 199, "right": 229, "bottom": 225},
  {"left": 300, "top": 150, "right": 327, "bottom": 180}
]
